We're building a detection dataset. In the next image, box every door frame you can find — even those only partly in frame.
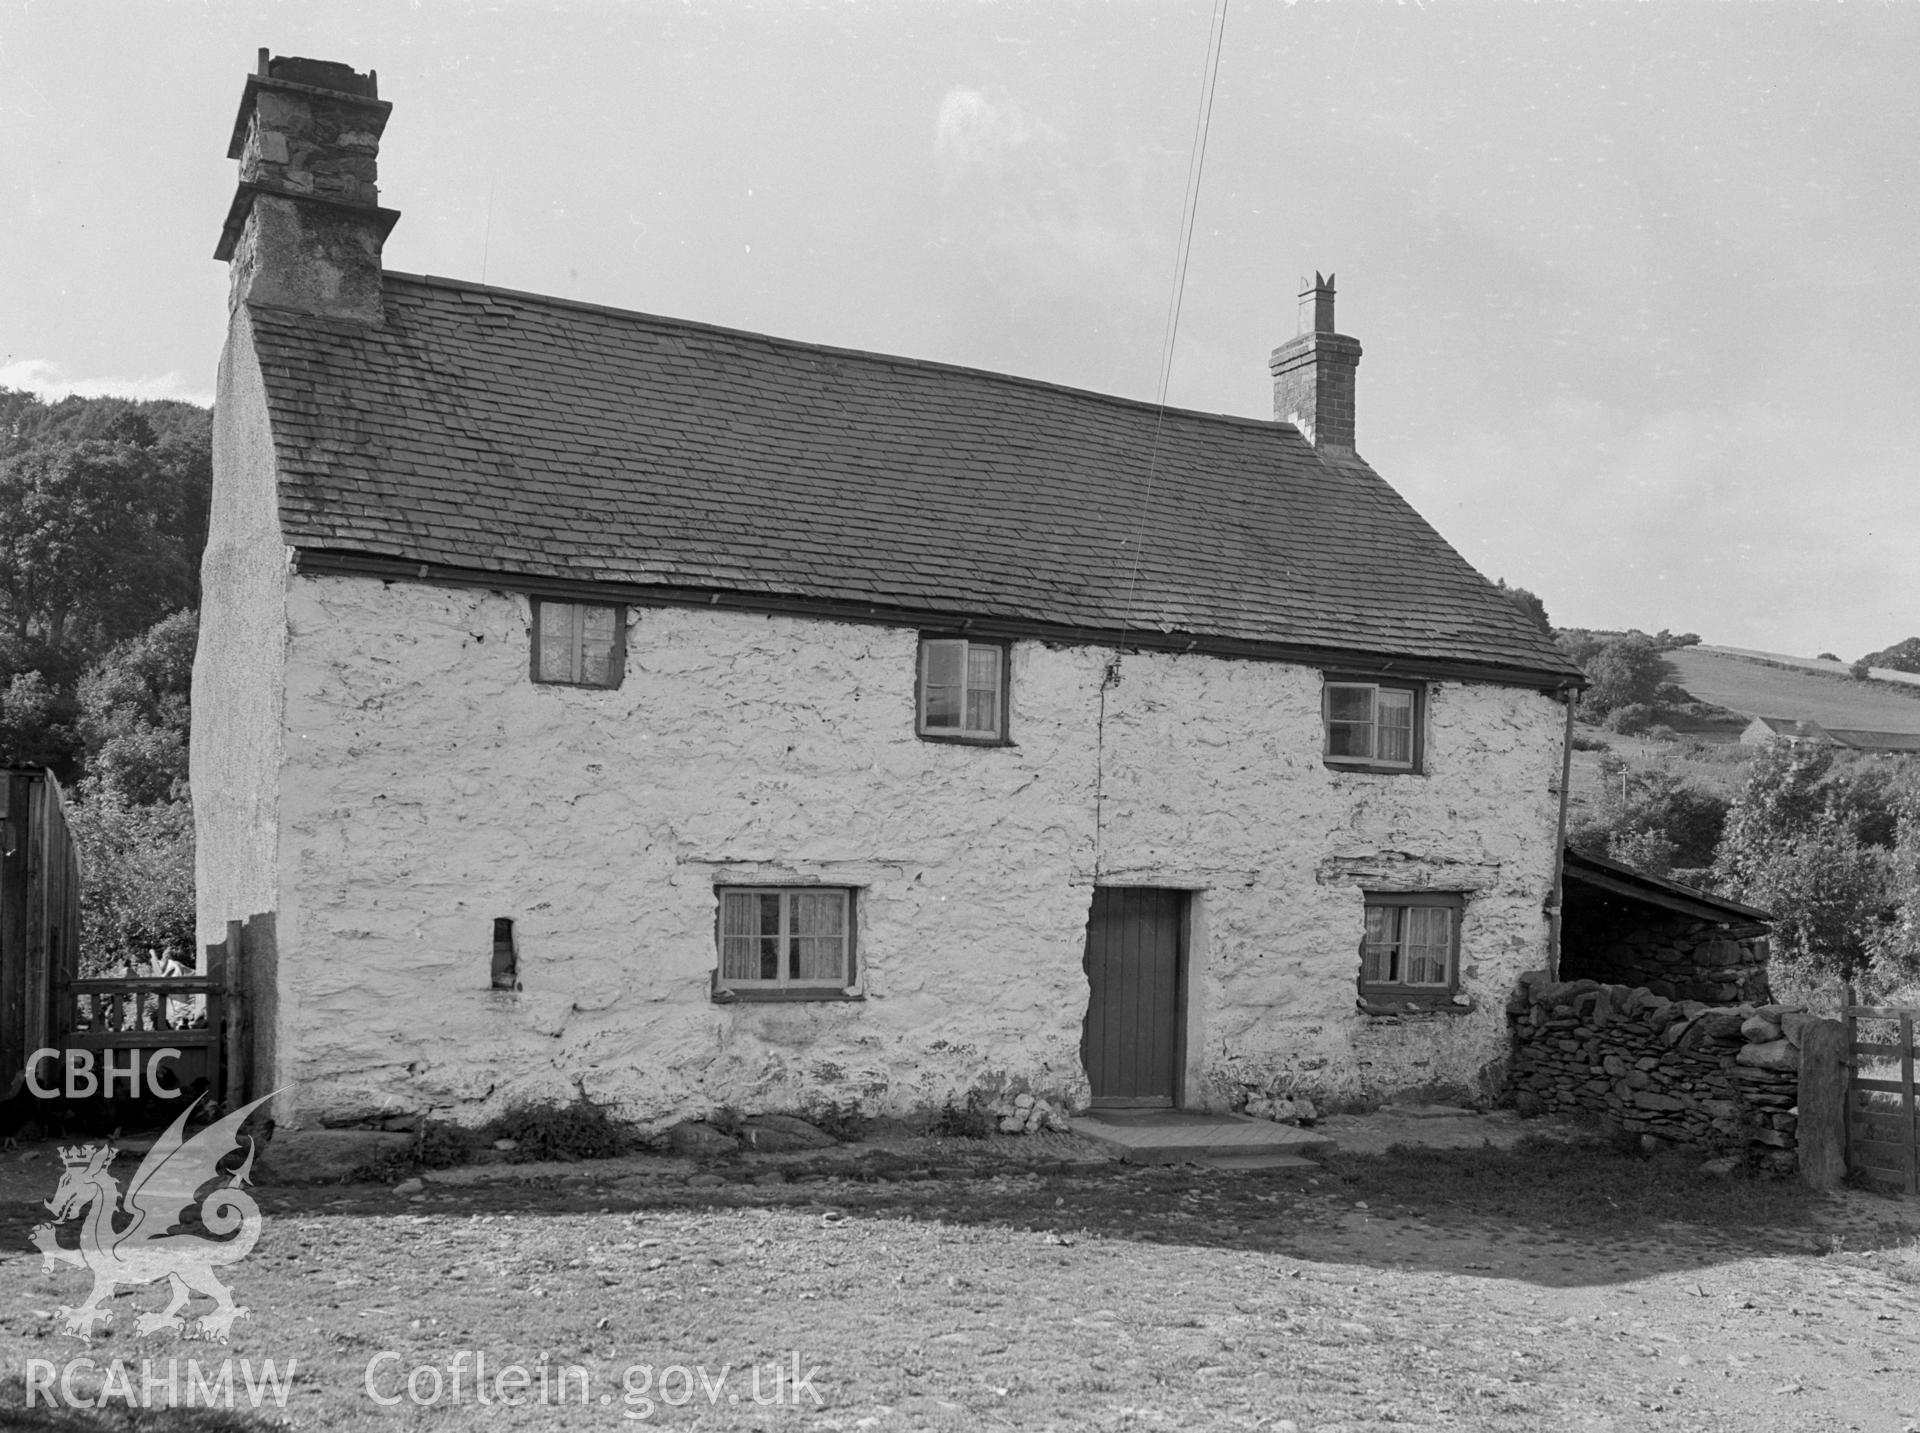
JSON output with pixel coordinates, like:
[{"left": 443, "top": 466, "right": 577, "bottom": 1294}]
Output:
[{"left": 1082, "top": 885, "right": 1190, "bottom": 1110}]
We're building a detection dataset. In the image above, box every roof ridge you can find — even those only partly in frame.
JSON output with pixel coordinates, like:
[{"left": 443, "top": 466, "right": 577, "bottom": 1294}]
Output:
[{"left": 379, "top": 269, "right": 1294, "bottom": 437}]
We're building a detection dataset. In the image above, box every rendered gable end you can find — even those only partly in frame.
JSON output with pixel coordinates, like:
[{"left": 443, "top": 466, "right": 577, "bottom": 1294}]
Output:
[{"left": 191, "top": 306, "right": 291, "bottom": 1097}]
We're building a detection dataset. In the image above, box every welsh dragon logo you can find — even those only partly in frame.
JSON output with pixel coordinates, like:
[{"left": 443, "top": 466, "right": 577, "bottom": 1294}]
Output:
[{"left": 31, "top": 1093, "right": 276, "bottom": 1341}]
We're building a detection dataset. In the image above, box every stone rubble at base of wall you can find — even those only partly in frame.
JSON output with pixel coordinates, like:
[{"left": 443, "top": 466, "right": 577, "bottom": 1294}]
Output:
[{"left": 1506, "top": 975, "right": 1804, "bottom": 1175}]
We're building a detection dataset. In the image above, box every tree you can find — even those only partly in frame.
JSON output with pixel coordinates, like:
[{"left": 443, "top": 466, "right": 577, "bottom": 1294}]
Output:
[
  {"left": 0, "top": 439, "right": 197, "bottom": 661},
  {"left": 1865, "top": 785, "right": 1920, "bottom": 997},
  {"left": 74, "top": 611, "right": 196, "bottom": 805},
  {"left": 1577, "top": 634, "right": 1666, "bottom": 721},
  {"left": 1494, "top": 579, "right": 1552, "bottom": 637},
  {"left": 1607, "top": 828, "right": 1678, "bottom": 880},
  {"left": 1568, "top": 754, "right": 1728, "bottom": 874},
  {"left": 1713, "top": 739, "right": 1890, "bottom": 980},
  {"left": 1859, "top": 638, "right": 1920, "bottom": 675},
  {"left": 64, "top": 789, "right": 196, "bottom": 974},
  {"left": 0, "top": 392, "right": 209, "bottom": 784},
  {"left": 0, "top": 670, "right": 80, "bottom": 771}
]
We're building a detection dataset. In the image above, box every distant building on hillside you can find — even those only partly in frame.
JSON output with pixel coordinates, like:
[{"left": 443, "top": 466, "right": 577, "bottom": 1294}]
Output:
[
  {"left": 1826, "top": 728, "right": 1920, "bottom": 754},
  {"left": 1740, "top": 716, "right": 1920, "bottom": 754}
]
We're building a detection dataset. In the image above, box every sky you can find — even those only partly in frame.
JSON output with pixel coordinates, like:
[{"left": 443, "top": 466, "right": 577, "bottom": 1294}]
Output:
[{"left": 2, "top": 1, "right": 1915, "bottom": 659}]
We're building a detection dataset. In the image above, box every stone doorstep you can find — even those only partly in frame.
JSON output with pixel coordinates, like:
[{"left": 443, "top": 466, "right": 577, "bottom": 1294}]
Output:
[{"left": 1070, "top": 1113, "right": 1337, "bottom": 1166}]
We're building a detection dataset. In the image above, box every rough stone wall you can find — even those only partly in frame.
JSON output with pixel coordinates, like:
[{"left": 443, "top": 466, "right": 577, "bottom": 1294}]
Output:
[
  {"left": 1560, "top": 886, "right": 1771, "bottom": 1004},
  {"left": 226, "top": 72, "right": 388, "bottom": 323},
  {"left": 266, "top": 578, "right": 1565, "bottom": 1129},
  {"left": 1507, "top": 977, "right": 1806, "bottom": 1173}
]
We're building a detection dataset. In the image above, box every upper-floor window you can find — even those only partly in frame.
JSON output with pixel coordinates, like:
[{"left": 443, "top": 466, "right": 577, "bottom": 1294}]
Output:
[
  {"left": 532, "top": 600, "right": 624, "bottom": 688},
  {"left": 1323, "top": 678, "right": 1421, "bottom": 772},
  {"left": 716, "top": 886, "right": 856, "bottom": 998},
  {"left": 917, "top": 637, "right": 1008, "bottom": 743}
]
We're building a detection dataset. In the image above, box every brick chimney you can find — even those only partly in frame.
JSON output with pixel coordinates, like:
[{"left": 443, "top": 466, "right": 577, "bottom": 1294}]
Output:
[
  {"left": 1268, "top": 273, "right": 1362, "bottom": 456},
  {"left": 214, "top": 50, "right": 399, "bottom": 323}
]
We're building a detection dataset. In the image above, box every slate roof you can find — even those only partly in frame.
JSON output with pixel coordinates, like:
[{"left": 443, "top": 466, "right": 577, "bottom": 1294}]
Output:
[
  {"left": 1563, "top": 848, "right": 1772, "bottom": 925},
  {"left": 1826, "top": 728, "right": 1920, "bottom": 753},
  {"left": 1744, "top": 716, "right": 1833, "bottom": 741},
  {"left": 1744, "top": 718, "right": 1920, "bottom": 752},
  {"left": 246, "top": 272, "right": 1581, "bottom": 684}
]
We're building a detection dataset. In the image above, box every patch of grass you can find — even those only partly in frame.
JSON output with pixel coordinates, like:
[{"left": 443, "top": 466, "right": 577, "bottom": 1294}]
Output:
[
  {"left": 803, "top": 1097, "right": 870, "bottom": 1143},
  {"left": 417, "top": 1120, "right": 483, "bottom": 1169},
  {"left": 1318, "top": 1132, "right": 1821, "bottom": 1235},
  {"left": 1876, "top": 1237, "right": 1920, "bottom": 1286},
  {"left": 930, "top": 1095, "right": 994, "bottom": 1140},
  {"left": 483, "top": 1095, "right": 631, "bottom": 1163}
]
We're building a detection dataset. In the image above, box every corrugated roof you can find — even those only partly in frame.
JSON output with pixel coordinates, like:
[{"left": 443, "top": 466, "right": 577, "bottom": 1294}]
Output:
[{"left": 246, "top": 273, "right": 1581, "bottom": 683}]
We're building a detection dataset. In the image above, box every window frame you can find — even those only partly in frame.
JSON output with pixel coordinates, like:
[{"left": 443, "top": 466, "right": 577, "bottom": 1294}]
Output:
[
  {"left": 711, "top": 886, "right": 861, "bottom": 1003},
  {"left": 530, "top": 598, "right": 626, "bottom": 689},
  {"left": 1358, "top": 891, "right": 1465, "bottom": 1010},
  {"left": 1322, "top": 675, "right": 1424, "bottom": 773},
  {"left": 915, "top": 635, "right": 1012, "bottom": 745}
]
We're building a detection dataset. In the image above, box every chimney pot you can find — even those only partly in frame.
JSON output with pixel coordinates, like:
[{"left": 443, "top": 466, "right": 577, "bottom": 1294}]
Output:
[{"left": 1299, "top": 272, "right": 1337, "bottom": 335}]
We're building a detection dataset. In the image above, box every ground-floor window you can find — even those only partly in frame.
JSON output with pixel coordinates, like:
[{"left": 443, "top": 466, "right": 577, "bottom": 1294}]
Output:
[
  {"left": 1360, "top": 892, "right": 1463, "bottom": 1006},
  {"left": 715, "top": 887, "right": 856, "bottom": 999}
]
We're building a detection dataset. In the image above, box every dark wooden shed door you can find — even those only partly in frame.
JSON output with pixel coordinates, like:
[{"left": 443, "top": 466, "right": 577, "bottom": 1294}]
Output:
[{"left": 1081, "top": 887, "right": 1186, "bottom": 1107}]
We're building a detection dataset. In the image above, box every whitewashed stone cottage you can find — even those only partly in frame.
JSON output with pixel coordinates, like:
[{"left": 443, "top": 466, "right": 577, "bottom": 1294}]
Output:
[{"left": 193, "top": 54, "right": 1584, "bottom": 1132}]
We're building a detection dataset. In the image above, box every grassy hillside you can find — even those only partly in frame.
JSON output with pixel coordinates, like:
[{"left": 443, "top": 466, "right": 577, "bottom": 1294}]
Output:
[
  {"left": 1663, "top": 647, "right": 1920, "bottom": 733},
  {"left": 1567, "top": 727, "right": 1755, "bottom": 813}
]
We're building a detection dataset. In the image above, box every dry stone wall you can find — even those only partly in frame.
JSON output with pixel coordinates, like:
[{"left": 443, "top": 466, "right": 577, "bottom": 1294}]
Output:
[
  {"left": 1507, "top": 976, "right": 1806, "bottom": 1174},
  {"left": 1559, "top": 889, "right": 1771, "bottom": 1005}
]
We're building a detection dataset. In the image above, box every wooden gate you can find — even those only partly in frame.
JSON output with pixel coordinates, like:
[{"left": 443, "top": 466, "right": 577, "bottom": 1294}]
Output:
[
  {"left": 48, "top": 920, "right": 253, "bottom": 1113},
  {"left": 1845, "top": 996, "right": 1918, "bottom": 1195}
]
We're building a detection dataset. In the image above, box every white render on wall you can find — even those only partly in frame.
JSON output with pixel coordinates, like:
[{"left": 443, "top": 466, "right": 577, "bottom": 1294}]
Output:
[{"left": 266, "top": 574, "right": 1566, "bottom": 1130}]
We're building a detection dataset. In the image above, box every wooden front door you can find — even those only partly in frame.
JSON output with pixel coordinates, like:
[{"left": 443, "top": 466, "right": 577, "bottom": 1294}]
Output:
[{"left": 1081, "top": 887, "right": 1186, "bottom": 1107}]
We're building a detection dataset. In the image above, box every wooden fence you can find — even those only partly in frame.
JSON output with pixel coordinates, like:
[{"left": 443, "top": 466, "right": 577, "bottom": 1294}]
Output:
[
  {"left": 1, "top": 769, "right": 82, "bottom": 1094},
  {"left": 1845, "top": 994, "right": 1918, "bottom": 1195}
]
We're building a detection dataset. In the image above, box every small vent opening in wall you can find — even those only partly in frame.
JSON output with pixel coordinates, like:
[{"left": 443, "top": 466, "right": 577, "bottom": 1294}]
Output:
[{"left": 491, "top": 917, "right": 518, "bottom": 990}]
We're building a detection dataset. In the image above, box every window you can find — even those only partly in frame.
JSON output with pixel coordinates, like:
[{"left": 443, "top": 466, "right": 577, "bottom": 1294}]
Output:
[
  {"left": 532, "top": 600, "right": 624, "bottom": 687},
  {"left": 715, "top": 887, "right": 857, "bottom": 999},
  {"left": 1323, "top": 679, "right": 1421, "bottom": 771},
  {"left": 916, "top": 637, "right": 1008, "bottom": 743},
  {"left": 1359, "top": 893, "right": 1463, "bottom": 1005}
]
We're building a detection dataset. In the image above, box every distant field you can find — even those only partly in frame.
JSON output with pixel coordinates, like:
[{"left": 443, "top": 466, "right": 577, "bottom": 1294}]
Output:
[
  {"left": 1567, "top": 726, "right": 1755, "bottom": 812},
  {"left": 1703, "top": 644, "right": 1920, "bottom": 688},
  {"left": 1663, "top": 647, "right": 1920, "bottom": 732}
]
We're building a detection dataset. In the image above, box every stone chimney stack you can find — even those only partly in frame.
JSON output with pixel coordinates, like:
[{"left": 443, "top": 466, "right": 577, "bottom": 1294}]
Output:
[
  {"left": 214, "top": 50, "right": 399, "bottom": 324},
  {"left": 1268, "top": 273, "right": 1362, "bottom": 456}
]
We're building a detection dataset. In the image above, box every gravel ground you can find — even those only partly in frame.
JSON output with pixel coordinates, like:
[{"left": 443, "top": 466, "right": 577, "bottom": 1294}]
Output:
[{"left": 2, "top": 1119, "right": 1916, "bottom": 1431}]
